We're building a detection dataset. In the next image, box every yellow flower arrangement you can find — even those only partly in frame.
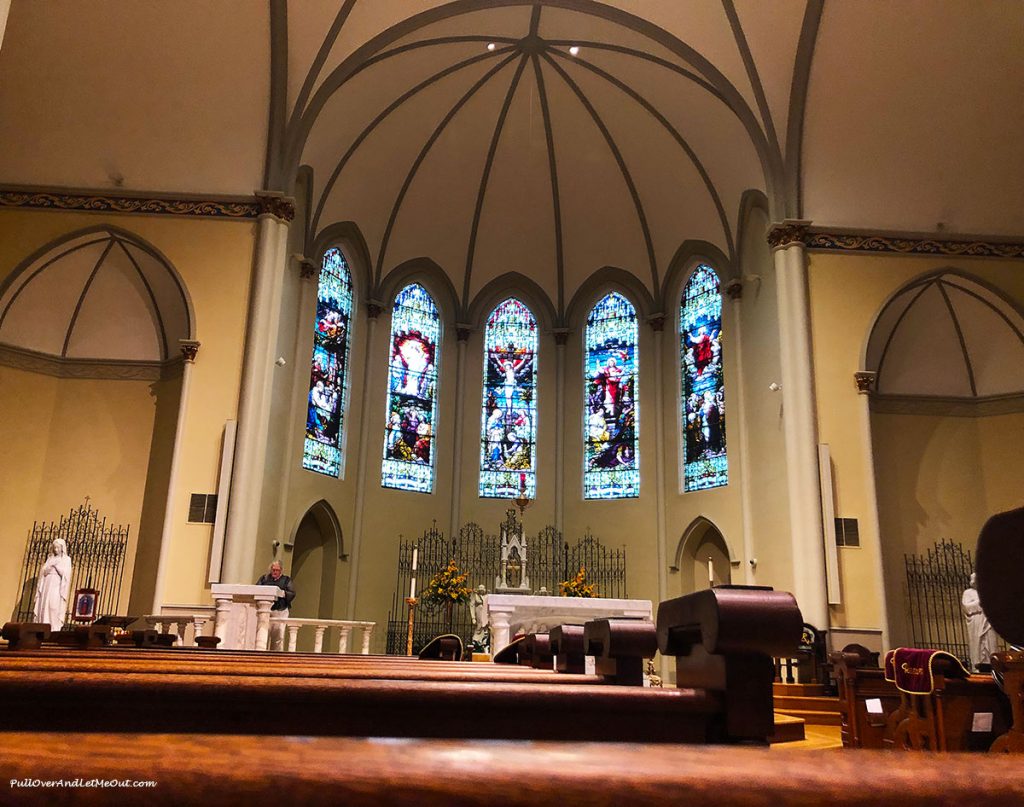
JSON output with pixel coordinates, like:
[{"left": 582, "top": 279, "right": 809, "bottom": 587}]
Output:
[
  {"left": 423, "top": 559, "right": 473, "bottom": 606},
  {"left": 559, "top": 566, "right": 597, "bottom": 598}
]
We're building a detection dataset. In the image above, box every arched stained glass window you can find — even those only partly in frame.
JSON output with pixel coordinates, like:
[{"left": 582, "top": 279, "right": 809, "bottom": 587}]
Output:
[
  {"left": 381, "top": 283, "right": 441, "bottom": 493},
  {"left": 303, "top": 247, "right": 353, "bottom": 477},
  {"left": 584, "top": 292, "right": 640, "bottom": 499},
  {"left": 680, "top": 265, "right": 727, "bottom": 491},
  {"left": 479, "top": 298, "right": 538, "bottom": 498}
]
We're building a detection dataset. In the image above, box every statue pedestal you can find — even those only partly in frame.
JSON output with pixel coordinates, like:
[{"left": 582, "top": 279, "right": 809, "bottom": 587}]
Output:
[
  {"left": 485, "top": 594, "right": 652, "bottom": 654},
  {"left": 211, "top": 584, "right": 280, "bottom": 650}
]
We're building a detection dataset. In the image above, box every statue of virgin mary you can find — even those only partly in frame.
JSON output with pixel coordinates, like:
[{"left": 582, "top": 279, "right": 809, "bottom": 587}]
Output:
[{"left": 33, "top": 538, "right": 72, "bottom": 631}]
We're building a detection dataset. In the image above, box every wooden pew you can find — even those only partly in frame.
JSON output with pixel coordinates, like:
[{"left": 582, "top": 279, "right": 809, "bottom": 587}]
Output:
[
  {"left": 4, "top": 732, "right": 1024, "bottom": 807},
  {"left": 830, "top": 648, "right": 900, "bottom": 749}
]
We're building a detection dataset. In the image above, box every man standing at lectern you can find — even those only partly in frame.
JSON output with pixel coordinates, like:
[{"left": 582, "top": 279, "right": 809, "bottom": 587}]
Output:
[{"left": 257, "top": 560, "right": 295, "bottom": 651}]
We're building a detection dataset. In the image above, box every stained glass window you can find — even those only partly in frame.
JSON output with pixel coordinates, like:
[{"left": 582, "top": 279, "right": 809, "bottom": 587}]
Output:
[
  {"left": 302, "top": 247, "right": 353, "bottom": 477},
  {"left": 680, "top": 265, "right": 727, "bottom": 491},
  {"left": 583, "top": 292, "right": 640, "bottom": 499},
  {"left": 381, "top": 283, "right": 441, "bottom": 493},
  {"left": 479, "top": 298, "right": 538, "bottom": 498}
]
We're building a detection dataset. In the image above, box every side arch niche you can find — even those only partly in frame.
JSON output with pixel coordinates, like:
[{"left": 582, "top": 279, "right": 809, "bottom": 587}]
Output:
[
  {"left": 287, "top": 500, "right": 346, "bottom": 638},
  {"left": 670, "top": 516, "right": 735, "bottom": 595}
]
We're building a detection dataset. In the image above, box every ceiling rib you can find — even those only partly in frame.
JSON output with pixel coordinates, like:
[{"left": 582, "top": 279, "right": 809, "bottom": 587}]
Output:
[
  {"left": 941, "top": 280, "right": 1024, "bottom": 346},
  {"left": 61, "top": 239, "right": 115, "bottom": 358},
  {"left": 874, "top": 280, "right": 934, "bottom": 393},
  {"left": 543, "top": 40, "right": 725, "bottom": 102},
  {"left": 374, "top": 52, "right": 520, "bottom": 285},
  {"left": 542, "top": 52, "right": 660, "bottom": 294},
  {"left": 289, "top": 0, "right": 358, "bottom": 133},
  {"left": 462, "top": 55, "right": 529, "bottom": 308},
  {"left": 312, "top": 44, "right": 518, "bottom": 235},
  {"left": 532, "top": 52, "right": 566, "bottom": 315},
  {"left": 548, "top": 47, "right": 735, "bottom": 262},
  {"left": 721, "top": 0, "right": 781, "bottom": 165},
  {"left": 937, "top": 280, "right": 977, "bottom": 396},
  {"left": 115, "top": 239, "right": 169, "bottom": 360}
]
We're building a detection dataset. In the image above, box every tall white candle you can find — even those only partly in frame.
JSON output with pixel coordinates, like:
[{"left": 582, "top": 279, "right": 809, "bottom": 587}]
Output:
[
  {"left": 410, "top": 576, "right": 417, "bottom": 600},
  {"left": 708, "top": 557, "right": 714, "bottom": 586},
  {"left": 411, "top": 546, "right": 418, "bottom": 572}
]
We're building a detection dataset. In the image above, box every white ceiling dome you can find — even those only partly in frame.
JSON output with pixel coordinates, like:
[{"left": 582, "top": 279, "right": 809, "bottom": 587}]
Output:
[
  {"left": 866, "top": 273, "right": 1024, "bottom": 399},
  {"left": 0, "top": 229, "right": 192, "bottom": 364}
]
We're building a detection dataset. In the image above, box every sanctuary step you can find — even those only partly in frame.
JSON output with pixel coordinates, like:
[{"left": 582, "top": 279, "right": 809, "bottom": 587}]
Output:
[
  {"left": 769, "top": 713, "right": 806, "bottom": 744},
  {"left": 772, "top": 685, "right": 844, "bottom": 726}
]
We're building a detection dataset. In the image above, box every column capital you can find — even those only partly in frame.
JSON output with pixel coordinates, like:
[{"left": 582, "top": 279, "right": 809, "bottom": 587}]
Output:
[
  {"left": 854, "top": 370, "right": 877, "bottom": 394},
  {"left": 723, "top": 278, "right": 743, "bottom": 300},
  {"left": 456, "top": 324, "right": 473, "bottom": 342},
  {"left": 767, "top": 219, "right": 813, "bottom": 251},
  {"left": 254, "top": 190, "right": 296, "bottom": 222},
  {"left": 646, "top": 313, "right": 666, "bottom": 332},
  {"left": 178, "top": 339, "right": 200, "bottom": 363},
  {"left": 293, "top": 253, "right": 318, "bottom": 279},
  {"left": 366, "top": 300, "right": 385, "bottom": 319},
  {"left": 552, "top": 328, "right": 571, "bottom": 346}
]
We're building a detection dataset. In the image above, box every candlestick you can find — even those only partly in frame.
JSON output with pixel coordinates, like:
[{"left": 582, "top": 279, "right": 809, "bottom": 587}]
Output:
[{"left": 405, "top": 596, "right": 417, "bottom": 656}]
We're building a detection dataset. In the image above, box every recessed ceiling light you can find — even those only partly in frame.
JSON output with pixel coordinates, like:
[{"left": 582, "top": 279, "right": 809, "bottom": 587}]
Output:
[
  {"left": 487, "top": 43, "right": 496, "bottom": 52},
  {"left": 569, "top": 46, "right": 580, "bottom": 56}
]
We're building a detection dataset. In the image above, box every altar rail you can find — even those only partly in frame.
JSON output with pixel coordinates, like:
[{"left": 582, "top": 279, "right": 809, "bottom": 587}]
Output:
[{"left": 144, "top": 614, "right": 375, "bottom": 654}]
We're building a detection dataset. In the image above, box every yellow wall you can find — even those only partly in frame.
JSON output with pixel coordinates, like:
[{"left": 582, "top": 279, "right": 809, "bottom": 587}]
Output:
[
  {"left": 0, "top": 208, "right": 256, "bottom": 616},
  {"left": 808, "top": 251, "right": 1024, "bottom": 642}
]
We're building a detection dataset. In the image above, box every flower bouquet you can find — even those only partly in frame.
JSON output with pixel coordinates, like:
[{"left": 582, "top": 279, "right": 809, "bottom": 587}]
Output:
[{"left": 559, "top": 566, "right": 597, "bottom": 598}]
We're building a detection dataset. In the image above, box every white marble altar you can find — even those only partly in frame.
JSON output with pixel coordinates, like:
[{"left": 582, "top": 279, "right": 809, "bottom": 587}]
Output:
[
  {"left": 485, "top": 594, "right": 652, "bottom": 653},
  {"left": 211, "top": 583, "right": 281, "bottom": 650}
]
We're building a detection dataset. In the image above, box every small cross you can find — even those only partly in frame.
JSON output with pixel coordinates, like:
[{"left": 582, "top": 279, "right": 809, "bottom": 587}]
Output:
[{"left": 84, "top": 495, "right": 92, "bottom": 506}]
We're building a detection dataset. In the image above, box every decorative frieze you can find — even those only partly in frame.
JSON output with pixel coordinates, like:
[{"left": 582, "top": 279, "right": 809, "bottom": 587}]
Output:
[
  {"left": 0, "top": 187, "right": 261, "bottom": 219},
  {"left": 804, "top": 231, "right": 1024, "bottom": 259}
]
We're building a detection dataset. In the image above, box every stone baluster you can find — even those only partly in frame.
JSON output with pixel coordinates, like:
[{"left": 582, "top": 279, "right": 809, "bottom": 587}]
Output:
[
  {"left": 175, "top": 621, "right": 188, "bottom": 646},
  {"left": 192, "top": 616, "right": 209, "bottom": 645},
  {"left": 338, "top": 625, "right": 352, "bottom": 654},
  {"left": 360, "top": 625, "right": 373, "bottom": 655},
  {"left": 286, "top": 624, "right": 300, "bottom": 652},
  {"left": 313, "top": 624, "right": 327, "bottom": 654},
  {"left": 254, "top": 600, "right": 273, "bottom": 651}
]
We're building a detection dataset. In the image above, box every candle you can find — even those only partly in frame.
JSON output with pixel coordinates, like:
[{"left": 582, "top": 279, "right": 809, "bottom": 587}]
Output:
[
  {"left": 708, "top": 557, "right": 714, "bottom": 586},
  {"left": 410, "top": 576, "right": 416, "bottom": 600},
  {"left": 411, "top": 546, "right": 418, "bottom": 572}
]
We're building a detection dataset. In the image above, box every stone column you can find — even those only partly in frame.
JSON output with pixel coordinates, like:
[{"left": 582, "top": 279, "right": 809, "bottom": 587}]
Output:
[
  {"left": 222, "top": 194, "right": 293, "bottom": 583},
  {"left": 450, "top": 326, "right": 471, "bottom": 537},
  {"left": 554, "top": 329, "right": 569, "bottom": 532},
  {"left": 489, "top": 610, "right": 511, "bottom": 653},
  {"left": 346, "top": 301, "right": 383, "bottom": 619},
  {"left": 768, "top": 221, "right": 828, "bottom": 628},
  {"left": 725, "top": 280, "right": 756, "bottom": 584},
  {"left": 151, "top": 340, "right": 200, "bottom": 611},
  {"left": 213, "top": 595, "right": 233, "bottom": 647},
  {"left": 855, "top": 370, "right": 890, "bottom": 650},
  {"left": 648, "top": 316, "right": 668, "bottom": 607},
  {"left": 338, "top": 625, "right": 353, "bottom": 654},
  {"left": 254, "top": 599, "right": 274, "bottom": 651}
]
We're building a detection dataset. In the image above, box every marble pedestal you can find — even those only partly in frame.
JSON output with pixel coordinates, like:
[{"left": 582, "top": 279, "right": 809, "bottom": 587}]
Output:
[
  {"left": 485, "top": 594, "right": 652, "bottom": 653},
  {"left": 211, "top": 584, "right": 281, "bottom": 650}
]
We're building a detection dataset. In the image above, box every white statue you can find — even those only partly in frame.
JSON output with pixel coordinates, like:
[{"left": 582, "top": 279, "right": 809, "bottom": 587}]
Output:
[
  {"left": 962, "top": 572, "right": 997, "bottom": 669},
  {"left": 33, "top": 538, "right": 72, "bottom": 631},
  {"left": 470, "top": 584, "right": 489, "bottom": 652}
]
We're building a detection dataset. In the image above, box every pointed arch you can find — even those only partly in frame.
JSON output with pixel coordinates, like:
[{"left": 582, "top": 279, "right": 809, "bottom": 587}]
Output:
[
  {"left": 467, "top": 272, "right": 557, "bottom": 332},
  {"left": 288, "top": 499, "right": 346, "bottom": 561},
  {"left": 583, "top": 291, "right": 640, "bottom": 499},
  {"left": 381, "top": 282, "right": 442, "bottom": 493},
  {"left": 670, "top": 515, "right": 737, "bottom": 571},
  {"left": 566, "top": 266, "right": 655, "bottom": 330},
  {"left": 479, "top": 296, "right": 539, "bottom": 498},
  {"left": 302, "top": 247, "right": 355, "bottom": 477},
  {"left": 679, "top": 263, "right": 728, "bottom": 492}
]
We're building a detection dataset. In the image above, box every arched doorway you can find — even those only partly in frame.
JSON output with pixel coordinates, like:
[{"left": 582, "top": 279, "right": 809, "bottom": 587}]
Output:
[
  {"left": 288, "top": 500, "right": 345, "bottom": 631},
  {"left": 672, "top": 517, "right": 733, "bottom": 596}
]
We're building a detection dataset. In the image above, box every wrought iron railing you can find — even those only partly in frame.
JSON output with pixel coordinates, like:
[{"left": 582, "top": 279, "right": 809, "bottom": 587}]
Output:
[
  {"left": 14, "top": 501, "right": 129, "bottom": 624},
  {"left": 905, "top": 539, "right": 972, "bottom": 664}
]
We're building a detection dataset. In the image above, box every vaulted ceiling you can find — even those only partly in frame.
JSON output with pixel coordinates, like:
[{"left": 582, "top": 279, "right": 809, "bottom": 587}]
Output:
[{"left": 0, "top": 1, "right": 1021, "bottom": 313}]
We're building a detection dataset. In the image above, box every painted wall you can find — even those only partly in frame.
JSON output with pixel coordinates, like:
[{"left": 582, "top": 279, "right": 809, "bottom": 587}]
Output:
[
  {"left": 807, "top": 250, "right": 1024, "bottom": 643},
  {"left": 0, "top": 208, "right": 256, "bottom": 617}
]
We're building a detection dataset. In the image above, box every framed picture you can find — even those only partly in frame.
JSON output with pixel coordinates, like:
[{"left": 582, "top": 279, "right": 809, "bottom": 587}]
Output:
[{"left": 72, "top": 588, "right": 99, "bottom": 623}]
